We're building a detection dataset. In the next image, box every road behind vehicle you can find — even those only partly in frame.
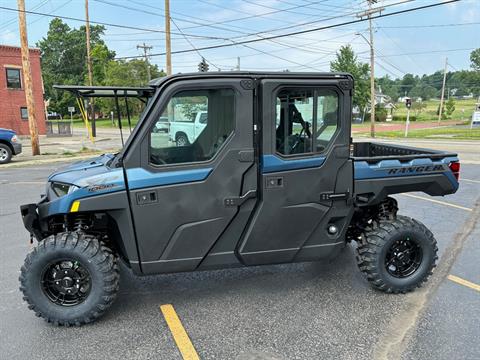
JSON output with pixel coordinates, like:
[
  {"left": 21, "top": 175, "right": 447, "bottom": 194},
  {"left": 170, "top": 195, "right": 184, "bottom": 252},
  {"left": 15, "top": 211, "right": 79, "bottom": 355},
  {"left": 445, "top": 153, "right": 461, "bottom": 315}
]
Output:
[
  {"left": 18, "top": 72, "right": 460, "bottom": 326},
  {"left": 0, "top": 128, "right": 22, "bottom": 164}
]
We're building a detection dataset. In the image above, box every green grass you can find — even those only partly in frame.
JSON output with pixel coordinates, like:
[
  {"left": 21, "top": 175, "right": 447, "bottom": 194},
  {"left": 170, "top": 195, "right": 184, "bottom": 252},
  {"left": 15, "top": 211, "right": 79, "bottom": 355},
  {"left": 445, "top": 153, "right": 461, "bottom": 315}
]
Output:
[
  {"left": 54, "top": 118, "right": 140, "bottom": 129},
  {"left": 392, "top": 98, "right": 477, "bottom": 122},
  {"left": 375, "top": 126, "right": 480, "bottom": 140}
]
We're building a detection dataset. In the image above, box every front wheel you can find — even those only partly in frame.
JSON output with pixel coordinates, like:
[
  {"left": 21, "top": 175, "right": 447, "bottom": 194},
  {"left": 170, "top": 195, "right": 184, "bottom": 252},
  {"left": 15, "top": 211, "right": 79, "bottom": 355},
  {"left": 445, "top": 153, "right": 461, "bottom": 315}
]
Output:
[
  {"left": 0, "top": 144, "right": 12, "bottom": 164},
  {"left": 19, "top": 232, "right": 120, "bottom": 326},
  {"left": 356, "top": 215, "right": 438, "bottom": 293}
]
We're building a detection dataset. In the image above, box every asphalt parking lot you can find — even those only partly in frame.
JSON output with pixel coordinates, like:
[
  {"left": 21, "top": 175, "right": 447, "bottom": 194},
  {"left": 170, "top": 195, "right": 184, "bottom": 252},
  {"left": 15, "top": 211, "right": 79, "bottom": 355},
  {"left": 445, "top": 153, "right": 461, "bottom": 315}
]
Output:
[{"left": 0, "top": 163, "right": 479, "bottom": 360}]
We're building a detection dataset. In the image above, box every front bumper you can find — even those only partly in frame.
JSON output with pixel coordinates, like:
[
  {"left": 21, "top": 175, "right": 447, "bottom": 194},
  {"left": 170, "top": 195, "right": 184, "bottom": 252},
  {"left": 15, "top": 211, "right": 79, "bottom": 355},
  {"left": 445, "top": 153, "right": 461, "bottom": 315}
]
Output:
[
  {"left": 20, "top": 203, "right": 43, "bottom": 241},
  {"left": 12, "top": 142, "right": 22, "bottom": 155}
]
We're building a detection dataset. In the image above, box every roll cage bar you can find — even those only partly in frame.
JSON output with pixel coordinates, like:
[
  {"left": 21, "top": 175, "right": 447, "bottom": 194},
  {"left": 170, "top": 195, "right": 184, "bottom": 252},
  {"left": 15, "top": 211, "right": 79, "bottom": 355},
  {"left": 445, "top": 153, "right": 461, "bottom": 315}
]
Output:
[{"left": 53, "top": 85, "right": 155, "bottom": 146}]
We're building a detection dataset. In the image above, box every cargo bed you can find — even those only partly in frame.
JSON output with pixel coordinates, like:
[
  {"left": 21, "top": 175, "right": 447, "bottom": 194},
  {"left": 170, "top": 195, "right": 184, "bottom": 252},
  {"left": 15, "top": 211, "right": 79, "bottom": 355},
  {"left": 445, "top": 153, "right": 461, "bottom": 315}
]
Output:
[
  {"left": 352, "top": 141, "right": 456, "bottom": 161},
  {"left": 352, "top": 142, "right": 459, "bottom": 206}
]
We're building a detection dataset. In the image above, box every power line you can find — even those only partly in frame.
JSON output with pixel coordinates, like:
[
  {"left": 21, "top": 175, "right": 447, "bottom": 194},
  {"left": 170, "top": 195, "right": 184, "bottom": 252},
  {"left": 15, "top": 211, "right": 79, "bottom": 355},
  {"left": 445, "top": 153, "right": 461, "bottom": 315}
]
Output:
[
  {"left": 169, "top": 18, "right": 222, "bottom": 71},
  {"left": 114, "top": 0, "right": 460, "bottom": 59},
  {"left": 364, "top": 47, "right": 477, "bottom": 58},
  {"left": 0, "top": 5, "right": 227, "bottom": 40},
  {"left": 226, "top": 0, "right": 416, "bottom": 40},
  {"left": 378, "top": 21, "right": 480, "bottom": 29},
  {"left": 96, "top": 0, "right": 348, "bottom": 56}
]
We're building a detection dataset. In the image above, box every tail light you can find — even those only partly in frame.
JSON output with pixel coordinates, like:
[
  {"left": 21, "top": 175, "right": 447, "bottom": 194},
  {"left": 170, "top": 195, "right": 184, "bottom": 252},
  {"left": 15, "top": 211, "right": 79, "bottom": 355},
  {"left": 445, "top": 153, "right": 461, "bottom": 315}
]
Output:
[{"left": 448, "top": 161, "right": 460, "bottom": 181}]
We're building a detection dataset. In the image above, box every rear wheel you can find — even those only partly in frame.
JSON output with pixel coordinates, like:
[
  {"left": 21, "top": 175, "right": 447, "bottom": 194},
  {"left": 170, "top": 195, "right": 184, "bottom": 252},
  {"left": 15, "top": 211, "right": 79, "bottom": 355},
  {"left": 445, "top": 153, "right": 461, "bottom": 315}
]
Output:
[
  {"left": 19, "top": 232, "right": 120, "bottom": 326},
  {"left": 0, "top": 144, "right": 12, "bottom": 164},
  {"left": 356, "top": 215, "right": 437, "bottom": 293},
  {"left": 175, "top": 133, "right": 189, "bottom": 147}
]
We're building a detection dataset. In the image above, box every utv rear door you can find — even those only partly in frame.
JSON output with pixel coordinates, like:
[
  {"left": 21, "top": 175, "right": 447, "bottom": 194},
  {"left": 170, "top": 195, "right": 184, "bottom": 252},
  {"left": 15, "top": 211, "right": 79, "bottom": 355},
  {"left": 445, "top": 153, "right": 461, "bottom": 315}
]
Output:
[
  {"left": 238, "top": 77, "right": 354, "bottom": 265},
  {"left": 123, "top": 77, "right": 257, "bottom": 274}
]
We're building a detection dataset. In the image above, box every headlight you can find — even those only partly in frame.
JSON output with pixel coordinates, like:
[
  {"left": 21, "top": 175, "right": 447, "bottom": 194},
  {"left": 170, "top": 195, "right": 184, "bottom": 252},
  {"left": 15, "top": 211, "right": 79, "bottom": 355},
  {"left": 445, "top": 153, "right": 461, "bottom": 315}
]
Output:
[
  {"left": 11, "top": 135, "right": 19, "bottom": 143},
  {"left": 50, "top": 182, "right": 79, "bottom": 198}
]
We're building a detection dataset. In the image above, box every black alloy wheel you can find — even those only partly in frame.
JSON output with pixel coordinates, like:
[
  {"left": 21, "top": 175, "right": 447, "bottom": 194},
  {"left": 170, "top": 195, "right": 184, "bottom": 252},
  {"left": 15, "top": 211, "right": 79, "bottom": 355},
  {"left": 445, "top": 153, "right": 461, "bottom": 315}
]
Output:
[
  {"left": 385, "top": 237, "right": 423, "bottom": 278},
  {"left": 41, "top": 259, "right": 91, "bottom": 306}
]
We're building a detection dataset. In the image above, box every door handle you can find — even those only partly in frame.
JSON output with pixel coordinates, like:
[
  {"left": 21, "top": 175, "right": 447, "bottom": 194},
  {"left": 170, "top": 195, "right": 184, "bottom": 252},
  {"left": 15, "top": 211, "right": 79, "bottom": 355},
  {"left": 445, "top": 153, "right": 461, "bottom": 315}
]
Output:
[
  {"left": 136, "top": 191, "right": 157, "bottom": 205},
  {"left": 224, "top": 190, "right": 257, "bottom": 207}
]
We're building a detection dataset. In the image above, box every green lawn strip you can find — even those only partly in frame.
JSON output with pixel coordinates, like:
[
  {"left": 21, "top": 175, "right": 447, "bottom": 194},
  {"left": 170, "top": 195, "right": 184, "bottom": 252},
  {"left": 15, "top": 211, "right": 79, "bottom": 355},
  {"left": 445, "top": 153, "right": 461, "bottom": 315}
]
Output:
[{"left": 368, "top": 127, "right": 480, "bottom": 140}]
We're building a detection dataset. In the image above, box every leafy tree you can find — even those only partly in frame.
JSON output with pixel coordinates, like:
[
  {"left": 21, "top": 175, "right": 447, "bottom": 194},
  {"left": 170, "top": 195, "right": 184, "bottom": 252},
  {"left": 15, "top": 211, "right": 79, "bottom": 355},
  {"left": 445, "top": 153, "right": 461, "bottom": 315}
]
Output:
[
  {"left": 445, "top": 98, "right": 456, "bottom": 118},
  {"left": 103, "top": 59, "right": 164, "bottom": 87},
  {"left": 409, "top": 84, "right": 437, "bottom": 100},
  {"left": 411, "top": 101, "right": 427, "bottom": 117},
  {"left": 400, "top": 73, "right": 418, "bottom": 96},
  {"left": 377, "top": 75, "right": 399, "bottom": 101},
  {"left": 470, "top": 48, "right": 480, "bottom": 71},
  {"left": 330, "top": 45, "right": 370, "bottom": 114},
  {"left": 37, "top": 18, "right": 114, "bottom": 115}
]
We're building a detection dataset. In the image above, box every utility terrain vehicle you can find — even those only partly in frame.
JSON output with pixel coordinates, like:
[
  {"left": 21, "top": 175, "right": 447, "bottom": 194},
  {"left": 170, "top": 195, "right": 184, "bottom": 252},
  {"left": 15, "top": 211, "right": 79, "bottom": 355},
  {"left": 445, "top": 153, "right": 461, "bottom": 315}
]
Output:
[{"left": 19, "top": 72, "right": 460, "bottom": 326}]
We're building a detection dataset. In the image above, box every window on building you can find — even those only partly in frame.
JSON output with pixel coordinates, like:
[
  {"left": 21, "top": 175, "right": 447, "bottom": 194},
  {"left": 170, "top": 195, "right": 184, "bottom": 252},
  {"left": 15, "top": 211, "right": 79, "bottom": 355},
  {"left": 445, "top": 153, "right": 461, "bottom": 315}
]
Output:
[
  {"left": 20, "top": 107, "right": 28, "bottom": 120},
  {"left": 275, "top": 88, "right": 339, "bottom": 156},
  {"left": 6, "top": 68, "right": 21, "bottom": 89},
  {"left": 149, "top": 88, "right": 235, "bottom": 166}
]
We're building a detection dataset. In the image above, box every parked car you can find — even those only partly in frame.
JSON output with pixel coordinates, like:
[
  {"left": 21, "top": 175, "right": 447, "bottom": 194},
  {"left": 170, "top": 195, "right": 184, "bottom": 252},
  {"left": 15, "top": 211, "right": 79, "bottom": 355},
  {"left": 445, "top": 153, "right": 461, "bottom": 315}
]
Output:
[
  {"left": 20, "top": 72, "right": 460, "bottom": 326},
  {"left": 0, "top": 128, "right": 22, "bottom": 164},
  {"left": 169, "top": 110, "right": 207, "bottom": 146},
  {"left": 47, "top": 112, "right": 62, "bottom": 120},
  {"left": 471, "top": 111, "right": 480, "bottom": 126},
  {"left": 153, "top": 116, "right": 170, "bottom": 133}
]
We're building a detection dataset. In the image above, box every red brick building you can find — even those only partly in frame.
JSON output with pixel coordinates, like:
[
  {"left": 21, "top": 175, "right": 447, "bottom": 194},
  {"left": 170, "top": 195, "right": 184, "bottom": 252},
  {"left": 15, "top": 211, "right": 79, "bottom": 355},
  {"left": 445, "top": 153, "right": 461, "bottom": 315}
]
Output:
[{"left": 0, "top": 45, "right": 46, "bottom": 135}]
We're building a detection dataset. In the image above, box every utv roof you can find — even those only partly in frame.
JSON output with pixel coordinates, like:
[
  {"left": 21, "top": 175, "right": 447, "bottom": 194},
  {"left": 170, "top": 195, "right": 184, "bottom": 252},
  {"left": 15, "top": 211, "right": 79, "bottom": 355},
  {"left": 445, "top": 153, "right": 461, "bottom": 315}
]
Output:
[
  {"left": 148, "top": 71, "right": 353, "bottom": 87},
  {"left": 54, "top": 72, "right": 353, "bottom": 96},
  {"left": 53, "top": 85, "right": 155, "bottom": 98}
]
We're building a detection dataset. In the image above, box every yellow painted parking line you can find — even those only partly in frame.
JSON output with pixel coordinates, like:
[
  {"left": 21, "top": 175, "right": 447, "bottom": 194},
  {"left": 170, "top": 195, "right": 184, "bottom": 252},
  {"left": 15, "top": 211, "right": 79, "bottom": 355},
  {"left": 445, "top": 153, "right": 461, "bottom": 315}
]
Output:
[
  {"left": 461, "top": 178, "right": 480, "bottom": 184},
  {"left": 160, "top": 304, "right": 200, "bottom": 360},
  {"left": 400, "top": 193, "right": 473, "bottom": 212},
  {"left": 447, "top": 275, "right": 480, "bottom": 293}
]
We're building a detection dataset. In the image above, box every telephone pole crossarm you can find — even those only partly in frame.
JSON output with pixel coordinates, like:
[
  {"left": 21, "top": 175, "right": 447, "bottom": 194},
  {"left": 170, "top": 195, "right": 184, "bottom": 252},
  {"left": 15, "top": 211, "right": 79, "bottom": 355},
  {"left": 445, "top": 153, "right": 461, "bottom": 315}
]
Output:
[{"left": 137, "top": 43, "right": 153, "bottom": 81}]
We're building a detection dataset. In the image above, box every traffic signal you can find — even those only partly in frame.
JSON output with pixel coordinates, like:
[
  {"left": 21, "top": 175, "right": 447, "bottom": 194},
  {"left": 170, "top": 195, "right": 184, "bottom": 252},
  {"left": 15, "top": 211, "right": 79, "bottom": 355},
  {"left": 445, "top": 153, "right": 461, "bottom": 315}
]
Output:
[
  {"left": 405, "top": 98, "right": 412, "bottom": 109},
  {"left": 198, "top": 58, "right": 209, "bottom": 72}
]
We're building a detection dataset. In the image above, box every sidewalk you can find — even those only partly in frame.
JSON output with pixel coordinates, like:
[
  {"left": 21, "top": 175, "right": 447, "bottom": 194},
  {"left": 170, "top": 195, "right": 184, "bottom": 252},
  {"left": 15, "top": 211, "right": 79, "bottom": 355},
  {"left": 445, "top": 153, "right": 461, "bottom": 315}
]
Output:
[{"left": 9, "top": 129, "right": 125, "bottom": 167}]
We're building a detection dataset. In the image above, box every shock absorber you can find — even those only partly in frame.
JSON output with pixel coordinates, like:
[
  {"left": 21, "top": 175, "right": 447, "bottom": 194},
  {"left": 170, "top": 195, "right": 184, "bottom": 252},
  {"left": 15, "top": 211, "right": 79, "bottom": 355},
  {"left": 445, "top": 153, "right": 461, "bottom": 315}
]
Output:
[
  {"left": 72, "top": 214, "right": 90, "bottom": 232},
  {"left": 377, "top": 197, "right": 398, "bottom": 220}
]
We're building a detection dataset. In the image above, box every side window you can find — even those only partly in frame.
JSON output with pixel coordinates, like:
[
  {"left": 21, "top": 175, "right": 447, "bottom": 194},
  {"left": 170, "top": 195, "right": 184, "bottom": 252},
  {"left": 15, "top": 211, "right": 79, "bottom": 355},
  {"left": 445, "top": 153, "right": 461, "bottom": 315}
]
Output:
[
  {"left": 6, "top": 68, "right": 21, "bottom": 89},
  {"left": 150, "top": 88, "right": 234, "bottom": 166},
  {"left": 275, "top": 88, "right": 339, "bottom": 155}
]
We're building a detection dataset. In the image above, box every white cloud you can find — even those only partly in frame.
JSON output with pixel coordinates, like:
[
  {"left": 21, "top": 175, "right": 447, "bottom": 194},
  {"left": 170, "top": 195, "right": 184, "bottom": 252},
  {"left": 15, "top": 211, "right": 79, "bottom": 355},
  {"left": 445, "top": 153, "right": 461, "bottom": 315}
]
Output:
[{"left": 0, "top": 30, "right": 18, "bottom": 45}]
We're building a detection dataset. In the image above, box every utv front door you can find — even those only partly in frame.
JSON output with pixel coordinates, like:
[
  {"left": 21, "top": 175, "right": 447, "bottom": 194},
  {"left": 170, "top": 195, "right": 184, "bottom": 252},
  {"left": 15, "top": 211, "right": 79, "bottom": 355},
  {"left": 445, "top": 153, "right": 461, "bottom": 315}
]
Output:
[
  {"left": 123, "top": 78, "right": 257, "bottom": 274},
  {"left": 238, "top": 78, "right": 354, "bottom": 265}
]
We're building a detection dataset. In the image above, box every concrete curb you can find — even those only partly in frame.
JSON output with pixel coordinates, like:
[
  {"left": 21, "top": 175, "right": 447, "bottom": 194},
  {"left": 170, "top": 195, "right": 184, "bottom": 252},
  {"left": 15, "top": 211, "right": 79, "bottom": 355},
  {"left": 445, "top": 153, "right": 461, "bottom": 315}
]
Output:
[{"left": 1, "top": 153, "right": 103, "bottom": 168}]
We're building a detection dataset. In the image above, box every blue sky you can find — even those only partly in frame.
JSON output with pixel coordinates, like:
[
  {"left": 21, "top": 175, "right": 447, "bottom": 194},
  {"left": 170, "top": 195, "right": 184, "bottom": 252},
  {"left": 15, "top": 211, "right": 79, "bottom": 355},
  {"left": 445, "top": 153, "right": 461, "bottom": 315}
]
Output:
[{"left": 1, "top": 0, "right": 479, "bottom": 78}]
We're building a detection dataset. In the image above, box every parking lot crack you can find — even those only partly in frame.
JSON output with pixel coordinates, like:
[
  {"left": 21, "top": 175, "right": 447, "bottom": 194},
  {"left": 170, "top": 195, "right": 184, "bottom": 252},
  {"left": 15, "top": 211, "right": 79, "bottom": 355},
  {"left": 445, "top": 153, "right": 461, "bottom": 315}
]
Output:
[{"left": 373, "top": 199, "right": 480, "bottom": 360}]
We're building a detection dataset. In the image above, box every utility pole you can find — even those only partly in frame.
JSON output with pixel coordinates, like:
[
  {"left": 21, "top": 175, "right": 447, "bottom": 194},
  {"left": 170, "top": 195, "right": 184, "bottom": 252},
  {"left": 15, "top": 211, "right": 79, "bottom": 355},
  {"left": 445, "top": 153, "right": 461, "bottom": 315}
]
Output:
[
  {"left": 357, "top": 0, "right": 383, "bottom": 138},
  {"left": 17, "top": 0, "right": 40, "bottom": 155},
  {"left": 236, "top": 57, "right": 240, "bottom": 71},
  {"left": 137, "top": 43, "right": 153, "bottom": 81},
  {"left": 85, "top": 0, "right": 95, "bottom": 137},
  {"left": 438, "top": 57, "right": 448, "bottom": 124},
  {"left": 165, "top": 0, "right": 172, "bottom": 75}
]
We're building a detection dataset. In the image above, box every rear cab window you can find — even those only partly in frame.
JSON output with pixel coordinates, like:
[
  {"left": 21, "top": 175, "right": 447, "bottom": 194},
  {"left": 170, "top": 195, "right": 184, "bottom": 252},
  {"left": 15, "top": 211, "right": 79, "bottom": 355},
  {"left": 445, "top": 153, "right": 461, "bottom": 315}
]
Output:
[{"left": 275, "top": 88, "right": 339, "bottom": 156}]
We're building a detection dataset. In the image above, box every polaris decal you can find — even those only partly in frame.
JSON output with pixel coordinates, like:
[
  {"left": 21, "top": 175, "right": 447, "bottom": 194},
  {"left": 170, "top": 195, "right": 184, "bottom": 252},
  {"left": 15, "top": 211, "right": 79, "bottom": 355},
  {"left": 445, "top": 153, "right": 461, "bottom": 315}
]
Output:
[{"left": 87, "top": 183, "right": 117, "bottom": 192}]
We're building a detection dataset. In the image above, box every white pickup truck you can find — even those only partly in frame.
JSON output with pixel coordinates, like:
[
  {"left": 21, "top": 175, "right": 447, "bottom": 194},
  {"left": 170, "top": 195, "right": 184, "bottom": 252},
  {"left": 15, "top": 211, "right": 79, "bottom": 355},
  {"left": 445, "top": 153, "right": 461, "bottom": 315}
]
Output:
[{"left": 169, "top": 110, "right": 207, "bottom": 146}]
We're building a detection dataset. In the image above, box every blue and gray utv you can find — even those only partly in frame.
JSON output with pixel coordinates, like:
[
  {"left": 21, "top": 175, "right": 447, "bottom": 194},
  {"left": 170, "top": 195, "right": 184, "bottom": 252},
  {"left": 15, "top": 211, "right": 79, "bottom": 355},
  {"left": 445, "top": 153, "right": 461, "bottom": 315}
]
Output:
[{"left": 19, "top": 72, "right": 460, "bottom": 326}]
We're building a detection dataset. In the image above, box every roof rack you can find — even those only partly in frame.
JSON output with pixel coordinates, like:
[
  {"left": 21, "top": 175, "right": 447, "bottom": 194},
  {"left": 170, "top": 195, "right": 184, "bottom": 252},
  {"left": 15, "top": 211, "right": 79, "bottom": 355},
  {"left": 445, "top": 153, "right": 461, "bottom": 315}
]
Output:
[
  {"left": 54, "top": 85, "right": 156, "bottom": 146},
  {"left": 53, "top": 85, "right": 155, "bottom": 99}
]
